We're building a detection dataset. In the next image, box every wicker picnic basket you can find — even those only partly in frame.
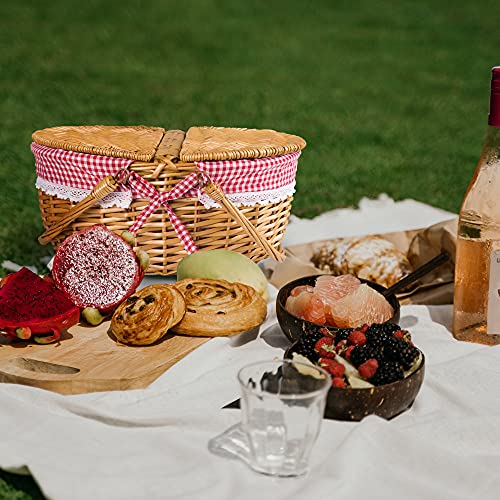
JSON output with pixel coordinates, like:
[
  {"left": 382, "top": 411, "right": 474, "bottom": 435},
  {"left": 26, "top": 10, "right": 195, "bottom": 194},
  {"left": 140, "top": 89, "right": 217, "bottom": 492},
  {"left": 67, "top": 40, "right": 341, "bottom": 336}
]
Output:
[{"left": 33, "top": 125, "right": 306, "bottom": 275}]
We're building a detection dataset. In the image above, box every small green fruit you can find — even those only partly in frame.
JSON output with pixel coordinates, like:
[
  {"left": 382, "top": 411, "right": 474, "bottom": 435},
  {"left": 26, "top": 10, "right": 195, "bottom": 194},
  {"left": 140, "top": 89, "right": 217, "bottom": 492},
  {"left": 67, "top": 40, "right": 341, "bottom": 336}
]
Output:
[
  {"left": 82, "top": 307, "right": 104, "bottom": 326},
  {"left": 136, "top": 250, "right": 150, "bottom": 271},
  {"left": 34, "top": 329, "right": 61, "bottom": 344},
  {"left": 121, "top": 231, "right": 135, "bottom": 246},
  {"left": 15, "top": 327, "right": 32, "bottom": 340}
]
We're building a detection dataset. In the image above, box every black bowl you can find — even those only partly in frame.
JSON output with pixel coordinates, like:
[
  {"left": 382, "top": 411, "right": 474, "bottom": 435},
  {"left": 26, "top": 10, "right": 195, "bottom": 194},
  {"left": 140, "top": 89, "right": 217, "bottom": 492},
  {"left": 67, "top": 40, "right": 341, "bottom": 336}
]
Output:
[
  {"left": 276, "top": 274, "right": 401, "bottom": 343},
  {"left": 285, "top": 343, "right": 425, "bottom": 421}
]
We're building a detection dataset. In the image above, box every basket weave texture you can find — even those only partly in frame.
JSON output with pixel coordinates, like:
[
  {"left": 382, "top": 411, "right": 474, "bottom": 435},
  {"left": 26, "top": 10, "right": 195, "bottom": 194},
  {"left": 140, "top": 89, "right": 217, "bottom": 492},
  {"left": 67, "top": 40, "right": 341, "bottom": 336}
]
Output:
[
  {"left": 35, "top": 126, "right": 305, "bottom": 275},
  {"left": 32, "top": 125, "right": 165, "bottom": 162},
  {"left": 180, "top": 126, "right": 306, "bottom": 162}
]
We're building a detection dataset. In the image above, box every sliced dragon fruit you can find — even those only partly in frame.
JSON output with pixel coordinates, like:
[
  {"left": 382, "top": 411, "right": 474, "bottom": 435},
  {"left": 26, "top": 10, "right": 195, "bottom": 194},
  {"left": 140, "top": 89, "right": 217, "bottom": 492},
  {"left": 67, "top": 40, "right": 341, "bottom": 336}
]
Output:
[
  {"left": 0, "top": 267, "right": 80, "bottom": 343},
  {"left": 52, "top": 225, "right": 144, "bottom": 314}
]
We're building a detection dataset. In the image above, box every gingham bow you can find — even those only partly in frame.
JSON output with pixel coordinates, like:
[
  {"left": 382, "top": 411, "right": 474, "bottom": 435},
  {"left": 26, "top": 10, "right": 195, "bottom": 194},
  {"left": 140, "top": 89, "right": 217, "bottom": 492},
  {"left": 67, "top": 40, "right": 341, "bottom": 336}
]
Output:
[{"left": 127, "top": 172, "right": 200, "bottom": 253}]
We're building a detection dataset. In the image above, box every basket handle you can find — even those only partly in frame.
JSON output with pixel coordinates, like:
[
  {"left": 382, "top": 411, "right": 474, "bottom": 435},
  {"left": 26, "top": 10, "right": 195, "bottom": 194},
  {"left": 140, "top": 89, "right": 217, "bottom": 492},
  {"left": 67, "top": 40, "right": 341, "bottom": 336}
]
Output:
[
  {"left": 149, "top": 129, "right": 186, "bottom": 179},
  {"left": 203, "top": 180, "right": 285, "bottom": 262},
  {"left": 38, "top": 171, "right": 127, "bottom": 245}
]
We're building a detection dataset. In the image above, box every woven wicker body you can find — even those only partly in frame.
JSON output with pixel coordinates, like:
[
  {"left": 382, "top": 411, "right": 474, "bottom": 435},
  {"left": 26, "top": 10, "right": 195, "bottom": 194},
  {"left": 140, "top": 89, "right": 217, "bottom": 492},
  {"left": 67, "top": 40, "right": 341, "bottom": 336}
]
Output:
[{"left": 35, "top": 126, "right": 305, "bottom": 275}]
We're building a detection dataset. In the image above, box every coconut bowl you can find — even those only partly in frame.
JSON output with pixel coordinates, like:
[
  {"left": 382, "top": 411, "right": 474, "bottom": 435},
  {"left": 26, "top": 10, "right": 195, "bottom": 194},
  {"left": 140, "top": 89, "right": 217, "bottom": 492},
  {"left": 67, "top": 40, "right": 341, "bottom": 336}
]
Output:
[
  {"left": 285, "top": 343, "right": 425, "bottom": 421},
  {"left": 276, "top": 274, "right": 401, "bottom": 343}
]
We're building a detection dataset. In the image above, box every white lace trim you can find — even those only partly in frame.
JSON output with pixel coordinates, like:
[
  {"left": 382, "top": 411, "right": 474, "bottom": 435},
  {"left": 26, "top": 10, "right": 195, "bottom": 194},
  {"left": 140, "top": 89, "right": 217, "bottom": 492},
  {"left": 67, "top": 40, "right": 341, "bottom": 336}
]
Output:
[
  {"left": 36, "top": 177, "right": 133, "bottom": 209},
  {"left": 198, "top": 182, "right": 296, "bottom": 208},
  {"left": 36, "top": 177, "right": 295, "bottom": 210}
]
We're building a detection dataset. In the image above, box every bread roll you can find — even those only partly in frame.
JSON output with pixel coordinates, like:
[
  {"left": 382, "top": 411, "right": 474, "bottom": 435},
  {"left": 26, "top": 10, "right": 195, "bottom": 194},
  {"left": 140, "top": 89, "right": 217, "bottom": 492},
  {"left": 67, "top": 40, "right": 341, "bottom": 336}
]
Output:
[
  {"left": 311, "top": 235, "right": 412, "bottom": 289},
  {"left": 172, "top": 278, "right": 267, "bottom": 337},
  {"left": 111, "top": 285, "right": 186, "bottom": 345}
]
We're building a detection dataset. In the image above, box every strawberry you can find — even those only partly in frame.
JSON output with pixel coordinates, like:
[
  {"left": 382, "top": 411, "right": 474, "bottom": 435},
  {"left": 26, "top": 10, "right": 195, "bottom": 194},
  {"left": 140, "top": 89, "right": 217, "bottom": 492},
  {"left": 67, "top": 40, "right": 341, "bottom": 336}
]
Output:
[
  {"left": 358, "top": 358, "right": 379, "bottom": 380},
  {"left": 332, "top": 377, "right": 347, "bottom": 388},
  {"left": 319, "top": 358, "right": 345, "bottom": 378},
  {"left": 348, "top": 330, "right": 367, "bottom": 346},
  {"left": 315, "top": 337, "right": 335, "bottom": 358},
  {"left": 359, "top": 324, "right": 369, "bottom": 334}
]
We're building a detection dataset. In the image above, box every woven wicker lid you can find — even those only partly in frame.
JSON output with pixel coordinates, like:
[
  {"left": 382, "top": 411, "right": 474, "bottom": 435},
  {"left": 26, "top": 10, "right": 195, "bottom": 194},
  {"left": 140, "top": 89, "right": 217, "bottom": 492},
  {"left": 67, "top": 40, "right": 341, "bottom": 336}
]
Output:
[
  {"left": 32, "top": 125, "right": 166, "bottom": 162},
  {"left": 179, "top": 126, "right": 306, "bottom": 162}
]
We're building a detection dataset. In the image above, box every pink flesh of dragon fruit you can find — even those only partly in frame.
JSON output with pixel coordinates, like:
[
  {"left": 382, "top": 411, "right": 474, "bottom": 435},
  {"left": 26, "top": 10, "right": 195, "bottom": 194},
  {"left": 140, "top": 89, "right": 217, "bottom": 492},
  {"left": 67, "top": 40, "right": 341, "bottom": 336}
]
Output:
[
  {"left": 52, "top": 224, "right": 144, "bottom": 314},
  {"left": 0, "top": 267, "right": 80, "bottom": 342}
]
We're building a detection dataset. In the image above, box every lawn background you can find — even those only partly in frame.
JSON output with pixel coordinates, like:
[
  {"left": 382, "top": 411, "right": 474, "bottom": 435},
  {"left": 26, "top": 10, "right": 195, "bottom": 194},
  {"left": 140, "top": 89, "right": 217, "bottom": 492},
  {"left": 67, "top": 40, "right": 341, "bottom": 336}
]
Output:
[{"left": 1, "top": 0, "right": 500, "bottom": 497}]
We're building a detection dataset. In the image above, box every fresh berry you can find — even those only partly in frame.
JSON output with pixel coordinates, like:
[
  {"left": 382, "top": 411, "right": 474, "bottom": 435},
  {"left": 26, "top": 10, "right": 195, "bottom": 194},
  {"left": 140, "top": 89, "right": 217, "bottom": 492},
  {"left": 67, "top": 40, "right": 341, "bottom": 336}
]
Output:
[
  {"left": 350, "top": 344, "right": 383, "bottom": 367},
  {"left": 384, "top": 337, "right": 420, "bottom": 370},
  {"left": 358, "top": 358, "right": 379, "bottom": 379},
  {"left": 295, "top": 328, "right": 324, "bottom": 361},
  {"left": 365, "top": 325, "right": 390, "bottom": 347},
  {"left": 393, "top": 329, "right": 404, "bottom": 340},
  {"left": 332, "top": 327, "right": 353, "bottom": 342},
  {"left": 378, "top": 322, "right": 401, "bottom": 335},
  {"left": 319, "top": 358, "right": 345, "bottom": 378},
  {"left": 344, "top": 345, "right": 355, "bottom": 361},
  {"left": 315, "top": 337, "right": 335, "bottom": 358},
  {"left": 348, "top": 330, "right": 367, "bottom": 346},
  {"left": 303, "top": 323, "right": 327, "bottom": 337},
  {"left": 332, "top": 377, "right": 347, "bottom": 388},
  {"left": 371, "top": 361, "right": 404, "bottom": 386}
]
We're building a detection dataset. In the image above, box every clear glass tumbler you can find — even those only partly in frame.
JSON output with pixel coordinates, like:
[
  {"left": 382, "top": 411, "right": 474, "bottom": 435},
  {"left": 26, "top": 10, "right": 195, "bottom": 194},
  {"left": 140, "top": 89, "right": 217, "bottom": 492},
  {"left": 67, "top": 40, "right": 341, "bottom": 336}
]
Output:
[{"left": 237, "top": 359, "right": 331, "bottom": 477}]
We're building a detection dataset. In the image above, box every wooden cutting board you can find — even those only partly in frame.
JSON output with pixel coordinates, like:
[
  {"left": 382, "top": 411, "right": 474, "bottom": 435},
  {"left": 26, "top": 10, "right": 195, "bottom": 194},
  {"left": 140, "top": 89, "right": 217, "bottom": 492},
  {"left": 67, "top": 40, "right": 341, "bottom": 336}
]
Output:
[{"left": 0, "top": 322, "right": 209, "bottom": 395}]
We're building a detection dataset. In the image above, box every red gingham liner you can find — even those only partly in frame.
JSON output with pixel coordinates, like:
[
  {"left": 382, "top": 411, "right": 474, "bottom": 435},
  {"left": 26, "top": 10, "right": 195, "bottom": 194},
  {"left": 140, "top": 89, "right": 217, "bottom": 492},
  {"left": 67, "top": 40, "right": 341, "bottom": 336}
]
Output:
[
  {"left": 32, "top": 143, "right": 300, "bottom": 254},
  {"left": 196, "top": 153, "right": 298, "bottom": 193},
  {"left": 32, "top": 143, "right": 135, "bottom": 192}
]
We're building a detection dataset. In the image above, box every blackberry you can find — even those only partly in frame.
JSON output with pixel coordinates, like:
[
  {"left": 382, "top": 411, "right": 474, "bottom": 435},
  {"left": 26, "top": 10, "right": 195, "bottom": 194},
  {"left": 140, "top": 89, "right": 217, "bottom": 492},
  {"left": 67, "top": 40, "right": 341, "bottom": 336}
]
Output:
[
  {"left": 365, "top": 322, "right": 402, "bottom": 348},
  {"left": 384, "top": 337, "right": 420, "bottom": 370},
  {"left": 350, "top": 343, "right": 383, "bottom": 367},
  {"left": 295, "top": 329, "right": 324, "bottom": 361},
  {"left": 377, "top": 322, "right": 401, "bottom": 335},
  {"left": 332, "top": 327, "right": 353, "bottom": 343},
  {"left": 302, "top": 323, "right": 325, "bottom": 337},
  {"left": 371, "top": 361, "right": 404, "bottom": 386},
  {"left": 365, "top": 329, "right": 389, "bottom": 348}
]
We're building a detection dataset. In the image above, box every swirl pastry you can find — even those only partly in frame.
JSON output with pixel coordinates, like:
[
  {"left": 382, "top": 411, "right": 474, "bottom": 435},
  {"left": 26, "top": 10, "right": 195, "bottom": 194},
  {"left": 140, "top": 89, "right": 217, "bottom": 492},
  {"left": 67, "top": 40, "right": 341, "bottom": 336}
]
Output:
[
  {"left": 172, "top": 278, "right": 267, "bottom": 337},
  {"left": 311, "top": 235, "right": 412, "bottom": 289},
  {"left": 111, "top": 285, "right": 186, "bottom": 345}
]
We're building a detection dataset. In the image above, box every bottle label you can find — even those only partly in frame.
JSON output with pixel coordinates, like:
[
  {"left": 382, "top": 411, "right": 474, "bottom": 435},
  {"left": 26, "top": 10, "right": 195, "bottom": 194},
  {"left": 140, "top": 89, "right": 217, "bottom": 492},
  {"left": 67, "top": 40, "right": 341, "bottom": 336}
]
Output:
[{"left": 487, "top": 250, "right": 500, "bottom": 334}]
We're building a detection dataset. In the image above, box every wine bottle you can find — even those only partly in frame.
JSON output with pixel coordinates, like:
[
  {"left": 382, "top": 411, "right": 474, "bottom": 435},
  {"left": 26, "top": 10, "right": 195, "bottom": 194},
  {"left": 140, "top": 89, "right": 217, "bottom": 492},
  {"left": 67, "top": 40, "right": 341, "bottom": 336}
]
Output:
[{"left": 453, "top": 66, "right": 500, "bottom": 345}]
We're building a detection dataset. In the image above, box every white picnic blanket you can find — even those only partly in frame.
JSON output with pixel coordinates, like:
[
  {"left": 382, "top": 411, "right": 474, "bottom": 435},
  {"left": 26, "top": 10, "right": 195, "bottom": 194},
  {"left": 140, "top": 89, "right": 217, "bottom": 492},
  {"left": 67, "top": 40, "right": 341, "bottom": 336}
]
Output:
[{"left": 4, "top": 197, "right": 500, "bottom": 500}]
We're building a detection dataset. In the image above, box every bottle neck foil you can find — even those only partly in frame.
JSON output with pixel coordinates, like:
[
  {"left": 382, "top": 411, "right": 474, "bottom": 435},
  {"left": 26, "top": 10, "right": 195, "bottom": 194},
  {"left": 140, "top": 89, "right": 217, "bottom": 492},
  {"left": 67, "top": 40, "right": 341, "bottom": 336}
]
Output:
[{"left": 488, "top": 66, "right": 500, "bottom": 127}]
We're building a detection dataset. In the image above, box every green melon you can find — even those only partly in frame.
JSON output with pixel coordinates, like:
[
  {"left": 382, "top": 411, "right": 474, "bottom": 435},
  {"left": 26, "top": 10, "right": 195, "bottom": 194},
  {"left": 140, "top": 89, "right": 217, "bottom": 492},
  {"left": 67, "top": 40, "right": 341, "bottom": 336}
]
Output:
[{"left": 177, "top": 250, "right": 269, "bottom": 302}]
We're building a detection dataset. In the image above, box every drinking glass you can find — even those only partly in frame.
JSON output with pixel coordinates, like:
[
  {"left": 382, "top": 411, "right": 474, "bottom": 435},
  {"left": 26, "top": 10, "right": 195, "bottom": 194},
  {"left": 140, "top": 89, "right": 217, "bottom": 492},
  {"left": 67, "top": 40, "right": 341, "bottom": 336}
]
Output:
[{"left": 237, "top": 359, "right": 331, "bottom": 477}]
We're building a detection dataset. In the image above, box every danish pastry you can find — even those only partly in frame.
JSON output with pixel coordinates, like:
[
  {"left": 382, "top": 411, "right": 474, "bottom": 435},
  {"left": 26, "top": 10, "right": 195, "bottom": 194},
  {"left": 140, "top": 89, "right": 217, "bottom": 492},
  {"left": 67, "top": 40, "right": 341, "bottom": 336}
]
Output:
[
  {"left": 111, "top": 285, "right": 186, "bottom": 345},
  {"left": 172, "top": 278, "right": 267, "bottom": 337},
  {"left": 311, "top": 235, "right": 412, "bottom": 289}
]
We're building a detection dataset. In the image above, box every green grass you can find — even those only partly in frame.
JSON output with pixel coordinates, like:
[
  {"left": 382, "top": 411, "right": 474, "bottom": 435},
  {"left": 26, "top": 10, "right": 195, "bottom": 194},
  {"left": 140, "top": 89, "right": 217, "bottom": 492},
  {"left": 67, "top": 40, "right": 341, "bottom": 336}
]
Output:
[
  {"left": 0, "top": 0, "right": 499, "bottom": 496},
  {"left": 0, "top": 470, "right": 43, "bottom": 500},
  {"left": 1, "top": 0, "right": 499, "bottom": 273}
]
